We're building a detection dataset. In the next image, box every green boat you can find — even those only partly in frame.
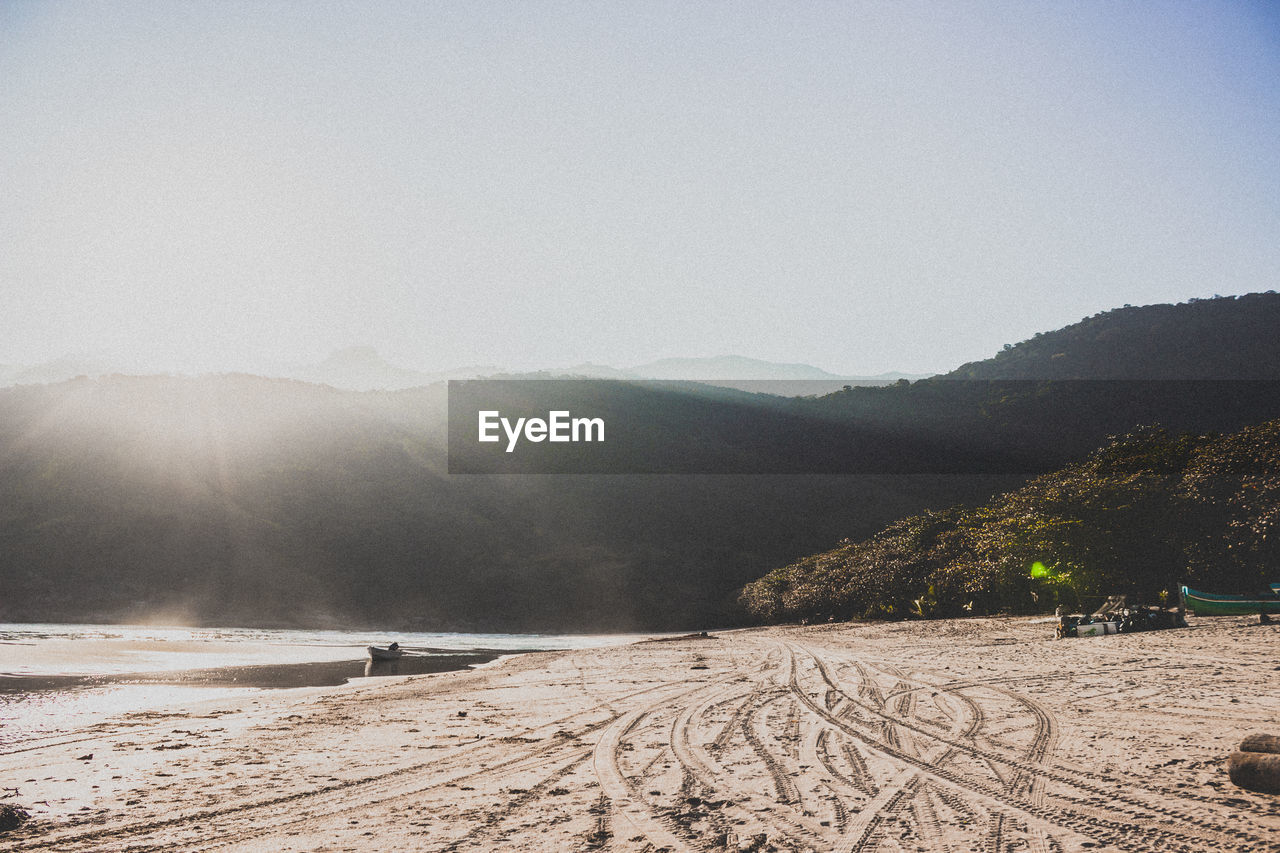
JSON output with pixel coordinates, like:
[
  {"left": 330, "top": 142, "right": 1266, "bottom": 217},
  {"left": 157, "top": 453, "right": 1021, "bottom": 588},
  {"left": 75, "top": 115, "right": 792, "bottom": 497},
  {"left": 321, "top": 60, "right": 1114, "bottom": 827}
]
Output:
[{"left": 1181, "top": 585, "right": 1280, "bottom": 616}]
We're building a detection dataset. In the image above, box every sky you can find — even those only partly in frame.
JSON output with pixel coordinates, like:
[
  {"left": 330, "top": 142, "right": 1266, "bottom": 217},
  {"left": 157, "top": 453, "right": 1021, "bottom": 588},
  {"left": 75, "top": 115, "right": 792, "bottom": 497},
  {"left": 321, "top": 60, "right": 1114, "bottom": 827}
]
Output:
[{"left": 3, "top": 1, "right": 1279, "bottom": 377}]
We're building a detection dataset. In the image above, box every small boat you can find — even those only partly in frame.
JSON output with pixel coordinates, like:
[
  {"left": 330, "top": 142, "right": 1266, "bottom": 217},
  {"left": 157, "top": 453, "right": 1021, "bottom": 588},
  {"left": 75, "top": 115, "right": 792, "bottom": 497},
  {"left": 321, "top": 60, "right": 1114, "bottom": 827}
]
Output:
[
  {"left": 367, "top": 645, "right": 406, "bottom": 661},
  {"left": 1181, "top": 585, "right": 1280, "bottom": 616}
]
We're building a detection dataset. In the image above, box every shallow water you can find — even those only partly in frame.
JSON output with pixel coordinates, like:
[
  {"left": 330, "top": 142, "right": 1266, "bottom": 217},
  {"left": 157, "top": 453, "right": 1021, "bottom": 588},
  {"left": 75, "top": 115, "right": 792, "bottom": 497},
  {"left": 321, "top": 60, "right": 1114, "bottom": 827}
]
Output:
[
  {"left": 0, "top": 622, "right": 643, "bottom": 678},
  {"left": 0, "top": 622, "right": 649, "bottom": 746}
]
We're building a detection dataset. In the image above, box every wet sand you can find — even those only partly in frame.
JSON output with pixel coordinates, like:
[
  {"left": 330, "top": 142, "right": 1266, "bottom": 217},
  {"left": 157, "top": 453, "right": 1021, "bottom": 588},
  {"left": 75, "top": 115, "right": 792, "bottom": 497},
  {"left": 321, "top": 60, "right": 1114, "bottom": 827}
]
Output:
[
  {"left": 0, "top": 652, "right": 504, "bottom": 694},
  {"left": 1, "top": 615, "right": 1278, "bottom": 852}
]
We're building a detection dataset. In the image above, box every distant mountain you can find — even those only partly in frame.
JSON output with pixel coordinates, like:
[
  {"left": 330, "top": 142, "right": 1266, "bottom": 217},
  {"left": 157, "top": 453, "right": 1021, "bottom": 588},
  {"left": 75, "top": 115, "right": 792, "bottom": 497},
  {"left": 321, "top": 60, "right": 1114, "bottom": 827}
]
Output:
[
  {"left": 557, "top": 362, "right": 639, "bottom": 379},
  {"left": 948, "top": 292, "right": 1280, "bottom": 379},
  {"left": 481, "top": 355, "right": 923, "bottom": 383},
  {"left": 441, "top": 356, "right": 931, "bottom": 396},
  {"left": 0, "top": 347, "right": 924, "bottom": 394},
  {"left": 541, "top": 356, "right": 931, "bottom": 396},
  {"left": 293, "top": 346, "right": 501, "bottom": 391},
  {"left": 621, "top": 356, "right": 934, "bottom": 395},
  {"left": 630, "top": 355, "right": 848, "bottom": 380},
  {"left": 293, "top": 346, "right": 427, "bottom": 388}
]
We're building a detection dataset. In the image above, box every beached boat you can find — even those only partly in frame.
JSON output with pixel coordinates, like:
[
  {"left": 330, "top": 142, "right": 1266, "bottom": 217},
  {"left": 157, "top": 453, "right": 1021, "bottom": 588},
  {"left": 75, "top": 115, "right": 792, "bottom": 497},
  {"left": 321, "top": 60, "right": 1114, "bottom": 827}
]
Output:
[
  {"left": 1181, "top": 585, "right": 1280, "bottom": 616},
  {"left": 367, "top": 645, "right": 406, "bottom": 661}
]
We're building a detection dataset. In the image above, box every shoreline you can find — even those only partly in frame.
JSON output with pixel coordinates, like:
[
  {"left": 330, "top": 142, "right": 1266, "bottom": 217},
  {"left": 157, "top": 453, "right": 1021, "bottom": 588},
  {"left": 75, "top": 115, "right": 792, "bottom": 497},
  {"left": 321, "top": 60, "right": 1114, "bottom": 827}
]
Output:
[
  {"left": 0, "top": 651, "right": 513, "bottom": 695},
  {"left": 2, "top": 615, "right": 1278, "bottom": 851},
  {"left": 0, "top": 645, "right": 551, "bottom": 752}
]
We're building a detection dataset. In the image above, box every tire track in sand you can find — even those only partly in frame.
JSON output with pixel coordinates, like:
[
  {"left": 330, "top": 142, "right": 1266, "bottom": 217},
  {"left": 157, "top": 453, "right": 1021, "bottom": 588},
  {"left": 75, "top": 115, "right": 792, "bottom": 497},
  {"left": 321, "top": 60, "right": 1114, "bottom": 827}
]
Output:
[
  {"left": 7, "top": 676, "right": 689, "bottom": 853},
  {"left": 791, "top": 642, "right": 1273, "bottom": 853}
]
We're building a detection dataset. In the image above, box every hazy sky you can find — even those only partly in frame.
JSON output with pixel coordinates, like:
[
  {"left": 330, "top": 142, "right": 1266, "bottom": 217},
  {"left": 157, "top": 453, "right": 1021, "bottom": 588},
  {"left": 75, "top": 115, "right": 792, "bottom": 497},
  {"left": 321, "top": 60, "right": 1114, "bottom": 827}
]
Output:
[{"left": 3, "top": 1, "right": 1279, "bottom": 376}]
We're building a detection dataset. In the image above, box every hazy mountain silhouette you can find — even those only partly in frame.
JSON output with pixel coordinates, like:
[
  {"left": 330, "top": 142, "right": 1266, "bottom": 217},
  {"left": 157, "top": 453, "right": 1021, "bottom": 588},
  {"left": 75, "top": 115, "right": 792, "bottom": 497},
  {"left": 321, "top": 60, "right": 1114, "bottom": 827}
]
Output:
[
  {"left": 504, "top": 357, "right": 930, "bottom": 396},
  {"left": 292, "top": 346, "right": 501, "bottom": 391},
  {"left": 0, "top": 349, "right": 921, "bottom": 394},
  {"left": 630, "top": 355, "right": 845, "bottom": 380}
]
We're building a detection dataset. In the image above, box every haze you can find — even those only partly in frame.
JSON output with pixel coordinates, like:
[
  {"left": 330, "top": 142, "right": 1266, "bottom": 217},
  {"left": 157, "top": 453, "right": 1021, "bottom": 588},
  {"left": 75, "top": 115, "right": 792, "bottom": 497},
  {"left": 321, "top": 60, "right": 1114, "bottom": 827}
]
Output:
[{"left": 3, "top": 1, "right": 1279, "bottom": 378}]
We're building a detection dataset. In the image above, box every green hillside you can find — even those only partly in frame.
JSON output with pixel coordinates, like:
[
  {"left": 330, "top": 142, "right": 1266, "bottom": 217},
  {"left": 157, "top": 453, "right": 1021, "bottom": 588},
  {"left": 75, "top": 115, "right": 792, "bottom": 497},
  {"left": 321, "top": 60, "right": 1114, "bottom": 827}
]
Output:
[{"left": 739, "top": 419, "right": 1280, "bottom": 622}]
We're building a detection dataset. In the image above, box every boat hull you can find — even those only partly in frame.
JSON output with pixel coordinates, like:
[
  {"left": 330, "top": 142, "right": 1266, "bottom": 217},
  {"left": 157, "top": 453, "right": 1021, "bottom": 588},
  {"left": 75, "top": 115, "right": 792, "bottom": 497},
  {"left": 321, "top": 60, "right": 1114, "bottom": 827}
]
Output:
[
  {"left": 367, "top": 645, "right": 406, "bottom": 661},
  {"left": 1182, "top": 586, "right": 1280, "bottom": 616}
]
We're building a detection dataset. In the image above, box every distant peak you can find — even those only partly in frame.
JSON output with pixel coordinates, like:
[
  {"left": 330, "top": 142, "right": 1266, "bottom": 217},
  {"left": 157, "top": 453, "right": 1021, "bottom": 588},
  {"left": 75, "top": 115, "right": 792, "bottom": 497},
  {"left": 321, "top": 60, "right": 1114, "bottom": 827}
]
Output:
[{"left": 628, "top": 355, "right": 847, "bottom": 381}]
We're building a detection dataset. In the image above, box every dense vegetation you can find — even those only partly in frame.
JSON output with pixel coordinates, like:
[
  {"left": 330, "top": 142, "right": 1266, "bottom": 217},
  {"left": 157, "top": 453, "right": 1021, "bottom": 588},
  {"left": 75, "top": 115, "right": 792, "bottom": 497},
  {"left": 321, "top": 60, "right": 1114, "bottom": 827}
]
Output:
[{"left": 739, "top": 420, "right": 1280, "bottom": 622}]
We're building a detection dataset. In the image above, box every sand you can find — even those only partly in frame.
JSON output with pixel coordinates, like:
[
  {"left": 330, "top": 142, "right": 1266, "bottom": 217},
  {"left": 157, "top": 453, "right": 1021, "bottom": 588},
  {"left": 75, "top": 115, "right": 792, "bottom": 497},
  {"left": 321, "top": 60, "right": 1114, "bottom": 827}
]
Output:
[{"left": 1, "top": 615, "right": 1278, "bottom": 852}]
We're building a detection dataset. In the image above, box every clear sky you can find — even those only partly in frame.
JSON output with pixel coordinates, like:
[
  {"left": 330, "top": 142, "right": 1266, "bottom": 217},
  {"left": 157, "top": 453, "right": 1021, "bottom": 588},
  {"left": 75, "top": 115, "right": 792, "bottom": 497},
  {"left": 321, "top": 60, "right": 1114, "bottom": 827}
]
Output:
[{"left": 3, "top": 1, "right": 1279, "bottom": 376}]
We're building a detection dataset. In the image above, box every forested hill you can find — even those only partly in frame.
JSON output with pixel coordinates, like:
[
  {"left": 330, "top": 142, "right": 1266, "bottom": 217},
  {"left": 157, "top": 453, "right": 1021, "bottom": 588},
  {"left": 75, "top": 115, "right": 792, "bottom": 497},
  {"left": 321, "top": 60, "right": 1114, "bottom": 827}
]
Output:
[
  {"left": 948, "top": 292, "right": 1280, "bottom": 379},
  {"left": 739, "top": 419, "right": 1280, "bottom": 623}
]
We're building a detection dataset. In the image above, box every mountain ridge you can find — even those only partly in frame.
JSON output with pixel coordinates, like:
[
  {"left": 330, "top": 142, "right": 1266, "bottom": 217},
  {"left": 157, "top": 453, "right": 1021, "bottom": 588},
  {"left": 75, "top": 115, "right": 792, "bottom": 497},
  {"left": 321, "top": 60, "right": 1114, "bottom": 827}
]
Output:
[
  {"left": 948, "top": 291, "right": 1280, "bottom": 379},
  {"left": 0, "top": 350, "right": 927, "bottom": 392}
]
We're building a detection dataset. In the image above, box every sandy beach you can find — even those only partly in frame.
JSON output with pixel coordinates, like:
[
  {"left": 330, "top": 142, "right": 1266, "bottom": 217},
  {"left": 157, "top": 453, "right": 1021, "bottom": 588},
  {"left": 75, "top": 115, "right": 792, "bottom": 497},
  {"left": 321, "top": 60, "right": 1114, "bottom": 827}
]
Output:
[{"left": 2, "top": 615, "right": 1278, "bottom": 852}]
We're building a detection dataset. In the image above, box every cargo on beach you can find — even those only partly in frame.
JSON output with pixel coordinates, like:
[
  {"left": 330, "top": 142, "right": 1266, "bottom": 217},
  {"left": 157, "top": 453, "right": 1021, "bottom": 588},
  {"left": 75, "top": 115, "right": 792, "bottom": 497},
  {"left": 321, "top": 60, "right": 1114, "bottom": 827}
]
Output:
[{"left": 1055, "top": 599, "right": 1186, "bottom": 638}]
